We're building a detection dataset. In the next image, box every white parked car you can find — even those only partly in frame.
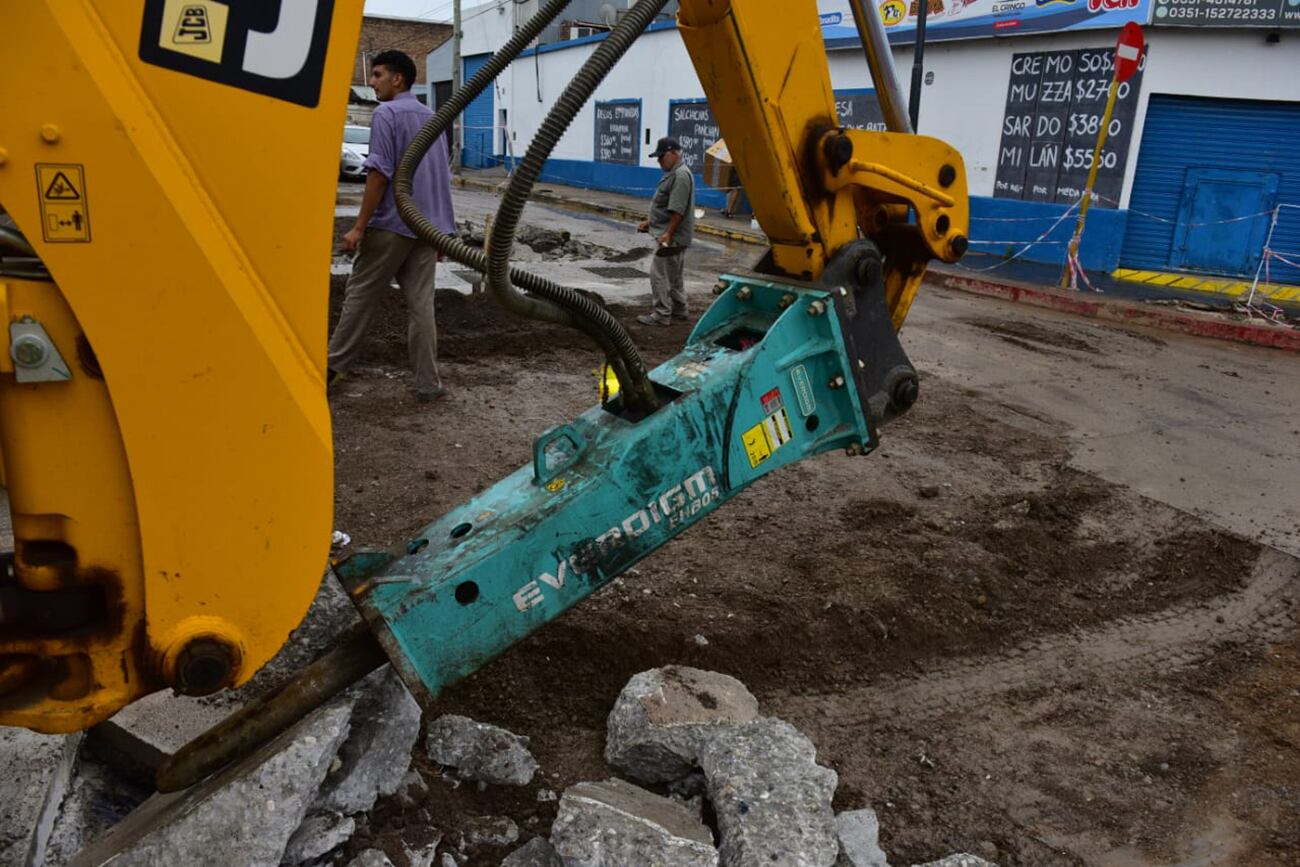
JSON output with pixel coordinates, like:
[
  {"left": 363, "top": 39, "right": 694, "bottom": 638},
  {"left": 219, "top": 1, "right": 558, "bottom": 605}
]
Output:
[{"left": 340, "top": 125, "right": 370, "bottom": 180}]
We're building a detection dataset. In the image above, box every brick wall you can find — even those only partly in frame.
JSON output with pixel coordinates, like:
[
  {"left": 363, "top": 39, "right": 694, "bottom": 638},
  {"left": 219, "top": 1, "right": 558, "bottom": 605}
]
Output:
[{"left": 354, "top": 16, "right": 452, "bottom": 85}]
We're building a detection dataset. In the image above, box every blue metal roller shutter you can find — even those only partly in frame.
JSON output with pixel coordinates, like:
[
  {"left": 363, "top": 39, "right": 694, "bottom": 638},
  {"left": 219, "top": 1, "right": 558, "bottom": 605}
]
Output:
[
  {"left": 1121, "top": 95, "right": 1300, "bottom": 284},
  {"left": 461, "top": 54, "right": 494, "bottom": 169}
]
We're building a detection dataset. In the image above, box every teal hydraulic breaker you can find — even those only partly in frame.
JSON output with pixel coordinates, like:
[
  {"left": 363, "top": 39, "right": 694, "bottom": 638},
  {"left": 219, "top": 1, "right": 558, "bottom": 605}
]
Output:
[{"left": 335, "top": 240, "right": 919, "bottom": 704}]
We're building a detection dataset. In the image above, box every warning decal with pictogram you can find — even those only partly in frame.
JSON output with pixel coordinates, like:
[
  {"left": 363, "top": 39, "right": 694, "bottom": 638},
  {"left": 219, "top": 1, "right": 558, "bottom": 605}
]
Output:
[{"left": 36, "top": 164, "right": 91, "bottom": 243}]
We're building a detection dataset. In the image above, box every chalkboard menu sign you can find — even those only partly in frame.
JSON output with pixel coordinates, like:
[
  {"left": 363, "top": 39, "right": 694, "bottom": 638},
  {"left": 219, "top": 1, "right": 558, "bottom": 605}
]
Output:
[
  {"left": 1152, "top": 0, "right": 1299, "bottom": 26},
  {"left": 833, "top": 89, "right": 888, "bottom": 132},
  {"left": 994, "top": 48, "right": 1145, "bottom": 209},
  {"left": 667, "top": 100, "right": 721, "bottom": 173},
  {"left": 594, "top": 100, "right": 640, "bottom": 165}
]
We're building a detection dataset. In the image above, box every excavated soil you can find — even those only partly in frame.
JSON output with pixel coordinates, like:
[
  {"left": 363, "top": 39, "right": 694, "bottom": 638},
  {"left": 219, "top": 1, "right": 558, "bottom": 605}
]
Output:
[{"left": 326, "top": 279, "right": 1300, "bottom": 866}]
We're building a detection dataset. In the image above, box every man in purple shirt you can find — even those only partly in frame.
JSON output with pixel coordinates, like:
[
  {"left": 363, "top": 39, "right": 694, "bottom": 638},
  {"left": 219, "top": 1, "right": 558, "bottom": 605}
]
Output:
[{"left": 328, "top": 50, "right": 456, "bottom": 402}]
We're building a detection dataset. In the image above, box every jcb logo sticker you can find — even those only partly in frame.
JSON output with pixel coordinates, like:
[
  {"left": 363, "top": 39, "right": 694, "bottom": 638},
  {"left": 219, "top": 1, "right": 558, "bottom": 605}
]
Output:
[{"left": 139, "top": 0, "right": 335, "bottom": 107}]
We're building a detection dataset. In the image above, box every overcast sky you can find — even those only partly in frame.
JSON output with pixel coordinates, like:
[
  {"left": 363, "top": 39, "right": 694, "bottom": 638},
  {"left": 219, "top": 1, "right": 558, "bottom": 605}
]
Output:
[{"left": 365, "top": 0, "right": 456, "bottom": 22}]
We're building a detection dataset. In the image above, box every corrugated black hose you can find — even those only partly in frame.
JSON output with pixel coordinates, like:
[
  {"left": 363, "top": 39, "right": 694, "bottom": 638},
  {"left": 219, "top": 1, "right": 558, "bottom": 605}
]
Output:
[
  {"left": 393, "top": 0, "right": 656, "bottom": 412},
  {"left": 485, "top": 0, "right": 670, "bottom": 414}
]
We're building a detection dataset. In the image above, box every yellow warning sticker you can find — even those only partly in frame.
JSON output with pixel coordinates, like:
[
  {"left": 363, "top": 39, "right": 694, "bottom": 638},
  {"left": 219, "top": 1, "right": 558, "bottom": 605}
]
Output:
[
  {"left": 741, "top": 408, "right": 794, "bottom": 469},
  {"left": 36, "top": 164, "right": 91, "bottom": 243}
]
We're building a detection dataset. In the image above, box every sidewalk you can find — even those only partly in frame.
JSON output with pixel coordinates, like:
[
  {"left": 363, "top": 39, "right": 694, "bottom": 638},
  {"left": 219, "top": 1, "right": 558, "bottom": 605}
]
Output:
[
  {"left": 452, "top": 168, "right": 1299, "bottom": 352},
  {"left": 454, "top": 166, "right": 766, "bottom": 246}
]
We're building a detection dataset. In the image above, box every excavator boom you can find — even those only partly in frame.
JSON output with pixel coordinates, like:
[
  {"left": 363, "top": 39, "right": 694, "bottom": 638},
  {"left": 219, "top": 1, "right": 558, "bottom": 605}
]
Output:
[{"left": 0, "top": 0, "right": 967, "bottom": 765}]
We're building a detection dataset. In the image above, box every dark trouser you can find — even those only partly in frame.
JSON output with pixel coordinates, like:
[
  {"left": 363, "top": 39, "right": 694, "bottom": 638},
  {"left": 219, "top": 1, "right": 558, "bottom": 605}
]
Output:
[
  {"left": 328, "top": 228, "right": 441, "bottom": 393},
  {"left": 649, "top": 246, "right": 688, "bottom": 321}
]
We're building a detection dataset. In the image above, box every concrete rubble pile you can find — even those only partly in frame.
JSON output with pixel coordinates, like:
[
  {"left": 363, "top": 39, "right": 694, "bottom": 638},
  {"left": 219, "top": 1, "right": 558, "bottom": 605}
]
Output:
[{"left": 4, "top": 660, "right": 999, "bottom": 867}]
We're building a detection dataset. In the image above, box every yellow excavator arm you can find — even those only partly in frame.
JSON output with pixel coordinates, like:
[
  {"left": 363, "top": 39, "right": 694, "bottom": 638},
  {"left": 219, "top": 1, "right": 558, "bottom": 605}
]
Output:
[
  {"left": 0, "top": 1, "right": 365, "bottom": 732},
  {"left": 0, "top": 0, "right": 965, "bottom": 736}
]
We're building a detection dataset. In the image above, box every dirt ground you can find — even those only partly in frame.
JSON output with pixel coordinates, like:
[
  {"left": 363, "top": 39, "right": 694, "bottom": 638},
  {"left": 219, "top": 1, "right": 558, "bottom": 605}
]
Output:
[{"left": 323, "top": 239, "right": 1300, "bottom": 866}]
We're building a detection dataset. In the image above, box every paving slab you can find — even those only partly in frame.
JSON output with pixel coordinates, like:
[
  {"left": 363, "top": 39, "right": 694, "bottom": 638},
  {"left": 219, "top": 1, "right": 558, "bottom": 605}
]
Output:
[{"left": 65, "top": 700, "right": 353, "bottom": 867}]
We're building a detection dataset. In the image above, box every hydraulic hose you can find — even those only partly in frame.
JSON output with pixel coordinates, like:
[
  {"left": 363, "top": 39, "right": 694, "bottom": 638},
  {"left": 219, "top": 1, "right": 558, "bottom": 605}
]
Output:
[
  {"left": 0, "top": 225, "right": 51, "bottom": 281},
  {"left": 0, "top": 225, "right": 37, "bottom": 258},
  {"left": 394, "top": 0, "right": 662, "bottom": 413},
  {"left": 485, "top": 0, "right": 670, "bottom": 414}
]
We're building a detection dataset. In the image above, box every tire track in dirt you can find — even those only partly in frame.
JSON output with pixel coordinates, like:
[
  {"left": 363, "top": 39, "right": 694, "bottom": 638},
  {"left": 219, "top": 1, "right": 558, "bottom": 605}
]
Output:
[{"left": 778, "top": 547, "right": 1300, "bottom": 723}]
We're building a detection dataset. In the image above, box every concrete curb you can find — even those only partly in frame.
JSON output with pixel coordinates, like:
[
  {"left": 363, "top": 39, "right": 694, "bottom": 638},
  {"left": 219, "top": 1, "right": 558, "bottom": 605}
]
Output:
[
  {"left": 453, "top": 175, "right": 768, "bottom": 247},
  {"left": 933, "top": 268, "right": 1300, "bottom": 353}
]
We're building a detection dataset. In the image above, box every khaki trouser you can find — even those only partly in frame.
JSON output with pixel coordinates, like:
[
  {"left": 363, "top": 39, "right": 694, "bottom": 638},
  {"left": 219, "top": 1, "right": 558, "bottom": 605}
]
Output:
[
  {"left": 649, "top": 247, "right": 688, "bottom": 321},
  {"left": 328, "top": 228, "right": 441, "bottom": 393}
]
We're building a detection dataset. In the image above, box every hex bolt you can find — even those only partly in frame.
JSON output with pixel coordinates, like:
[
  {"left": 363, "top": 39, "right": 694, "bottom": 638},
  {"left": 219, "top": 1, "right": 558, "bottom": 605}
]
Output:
[
  {"left": 11, "top": 334, "right": 49, "bottom": 369},
  {"left": 845, "top": 443, "right": 862, "bottom": 456},
  {"left": 736, "top": 286, "right": 753, "bottom": 301},
  {"left": 0, "top": 148, "right": 8, "bottom": 167},
  {"left": 807, "top": 299, "right": 827, "bottom": 316},
  {"left": 174, "top": 638, "right": 238, "bottom": 696},
  {"left": 829, "top": 375, "right": 846, "bottom": 389},
  {"left": 778, "top": 293, "right": 796, "bottom": 309},
  {"left": 712, "top": 279, "right": 729, "bottom": 296},
  {"left": 40, "top": 124, "right": 61, "bottom": 144}
]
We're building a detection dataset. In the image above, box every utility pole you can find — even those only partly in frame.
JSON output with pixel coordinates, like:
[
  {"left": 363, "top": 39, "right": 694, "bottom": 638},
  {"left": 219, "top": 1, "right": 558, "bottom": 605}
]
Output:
[
  {"left": 451, "top": 0, "right": 463, "bottom": 171},
  {"left": 907, "top": 0, "right": 929, "bottom": 131}
]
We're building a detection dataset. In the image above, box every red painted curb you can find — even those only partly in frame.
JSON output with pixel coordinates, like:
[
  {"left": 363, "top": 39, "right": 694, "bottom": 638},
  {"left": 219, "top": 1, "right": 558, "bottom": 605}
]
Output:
[{"left": 936, "top": 271, "right": 1300, "bottom": 353}]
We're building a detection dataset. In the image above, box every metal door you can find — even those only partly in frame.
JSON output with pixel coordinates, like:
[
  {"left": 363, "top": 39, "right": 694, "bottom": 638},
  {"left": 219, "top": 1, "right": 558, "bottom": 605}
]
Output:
[{"left": 1171, "top": 168, "right": 1278, "bottom": 277}]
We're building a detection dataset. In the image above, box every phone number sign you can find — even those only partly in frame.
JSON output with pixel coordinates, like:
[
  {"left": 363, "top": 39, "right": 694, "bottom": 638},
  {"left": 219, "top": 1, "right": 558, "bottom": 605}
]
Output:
[{"left": 1151, "top": 0, "right": 1300, "bottom": 26}]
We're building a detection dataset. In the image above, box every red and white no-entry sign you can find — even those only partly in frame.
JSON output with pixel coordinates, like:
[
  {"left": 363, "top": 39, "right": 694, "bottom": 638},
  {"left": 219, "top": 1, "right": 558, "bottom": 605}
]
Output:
[{"left": 1114, "top": 22, "right": 1144, "bottom": 83}]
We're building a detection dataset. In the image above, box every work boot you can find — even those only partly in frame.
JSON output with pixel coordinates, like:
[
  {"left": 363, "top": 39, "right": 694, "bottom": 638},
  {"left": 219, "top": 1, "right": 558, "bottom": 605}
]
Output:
[
  {"left": 636, "top": 314, "right": 671, "bottom": 326},
  {"left": 671, "top": 311, "right": 691, "bottom": 322},
  {"left": 415, "top": 386, "right": 447, "bottom": 403}
]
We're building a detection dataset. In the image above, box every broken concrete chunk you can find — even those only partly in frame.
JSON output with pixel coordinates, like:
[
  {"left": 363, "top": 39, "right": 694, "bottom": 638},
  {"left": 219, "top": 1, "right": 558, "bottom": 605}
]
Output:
[
  {"left": 281, "top": 813, "right": 355, "bottom": 865},
  {"left": 45, "top": 748, "right": 151, "bottom": 867},
  {"left": 460, "top": 814, "right": 519, "bottom": 848},
  {"left": 394, "top": 770, "right": 430, "bottom": 808},
  {"left": 403, "top": 838, "right": 441, "bottom": 867},
  {"left": 835, "top": 809, "right": 889, "bottom": 867},
  {"left": 425, "top": 714, "right": 537, "bottom": 786},
  {"left": 501, "top": 837, "right": 563, "bottom": 867},
  {"left": 911, "top": 856, "right": 997, "bottom": 867},
  {"left": 605, "top": 666, "right": 760, "bottom": 784},
  {"left": 347, "top": 850, "right": 396, "bottom": 867},
  {"left": 314, "top": 666, "right": 422, "bottom": 814},
  {"left": 2, "top": 730, "right": 82, "bottom": 867},
  {"left": 66, "top": 700, "right": 353, "bottom": 867},
  {"left": 700, "top": 718, "right": 839, "bottom": 867},
  {"left": 550, "top": 778, "right": 717, "bottom": 867}
]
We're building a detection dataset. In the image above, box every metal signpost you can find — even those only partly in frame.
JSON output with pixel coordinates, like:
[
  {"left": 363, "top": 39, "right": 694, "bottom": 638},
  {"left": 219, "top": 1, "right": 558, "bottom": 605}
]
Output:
[{"left": 1060, "top": 22, "right": 1144, "bottom": 289}]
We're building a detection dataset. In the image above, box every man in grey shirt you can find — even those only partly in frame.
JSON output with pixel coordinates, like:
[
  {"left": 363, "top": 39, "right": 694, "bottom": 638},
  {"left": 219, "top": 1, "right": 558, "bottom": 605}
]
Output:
[
  {"left": 637, "top": 137, "right": 695, "bottom": 326},
  {"left": 328, "top": 50, "right": 455, "bottom": 402}
]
